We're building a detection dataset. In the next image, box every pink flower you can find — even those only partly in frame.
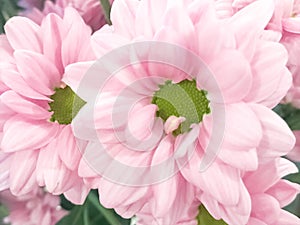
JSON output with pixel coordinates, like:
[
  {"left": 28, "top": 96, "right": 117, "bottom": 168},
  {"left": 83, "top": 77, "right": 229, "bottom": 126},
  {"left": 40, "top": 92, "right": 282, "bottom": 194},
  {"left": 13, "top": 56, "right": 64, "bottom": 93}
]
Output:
[
  {"left": 214, "top": 0, "right": 300, "bottom": 108},
  {"left": 19, "top": 0, "right": 113, "bottom": 31},
  {"left": 0, "top": 188, "right": 67, "bottom": 225},
  {"left": 287, "top": 130, "right": 300, "bottom": 162},
  {"left": 0, "top": 8, "right": 94, "bottom": 204},
  {"left": 243, "top": 158, "right": 300, "bottom": 225},
  {"left": 65, "top": 0, "right": 296, "bottom": 224}
]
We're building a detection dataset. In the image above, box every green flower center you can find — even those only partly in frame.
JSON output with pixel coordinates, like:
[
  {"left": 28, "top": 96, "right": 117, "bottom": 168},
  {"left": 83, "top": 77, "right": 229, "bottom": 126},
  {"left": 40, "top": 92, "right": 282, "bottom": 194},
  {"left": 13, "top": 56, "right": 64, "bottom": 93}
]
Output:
[
  {"left": 197, "top": 205, "right": 228, "bottom": 225},
  {"left": 152, "top": 79, "right": 210, "bottom": 135},
  {"left": 49, "top": 86, "right": 86, "bottom": 125}
]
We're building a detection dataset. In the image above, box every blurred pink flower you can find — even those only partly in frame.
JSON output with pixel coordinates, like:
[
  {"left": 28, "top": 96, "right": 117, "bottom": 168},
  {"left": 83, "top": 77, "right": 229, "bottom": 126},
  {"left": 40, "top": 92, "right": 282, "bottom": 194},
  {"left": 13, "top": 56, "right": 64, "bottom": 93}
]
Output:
[
  {"left": 0, "top": 188, "right": 67, "bottom": 225},
  {"left": 19, "top": 0, "right": 113, "bottom": 31},
  {"left": 65, "top": 0, "right": 296, "bottom": 224},
  {"left": 195, "top": 157, "right": 300, "bottom": 225},
  {"left": 214, "top": 0, "right": 300, "bottom": 108},
  {"left": 243, "top": 158, "right": 300, "bottom": 225},
  {"left": 0, "top": 8, "right": 95, "bottom": 204},
  {"left": 18, "top": 0, "right": 46, "bottom": 11}
]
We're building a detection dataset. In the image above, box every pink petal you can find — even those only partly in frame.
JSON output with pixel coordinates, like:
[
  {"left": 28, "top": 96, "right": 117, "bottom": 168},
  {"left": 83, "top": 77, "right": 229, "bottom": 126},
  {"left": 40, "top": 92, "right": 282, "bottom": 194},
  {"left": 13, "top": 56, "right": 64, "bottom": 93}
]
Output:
[
  {"left": 183, "top": 151, "right": 241, "bottom": 206},
  {"left": 219, "top": 182, "right": 251, "bottom": 225},
  {"left": 266, "top": 180, "right": 300, "bottom": 208},
  {"left": 287, "top": 130, "right": 300, "bottom": 162},
  {"left": 36, "top": 141, "right": 74, "bottom": 194},
  {"left": 1, "top": 70, "right": 50, "bottom": 100},
  {"left": 151, "top": 135, "right": 174, "bottom": 165},
  {"left": 57, "top": 125, "right": 82, "bottom": 171},
  {"left": 78, "top": 156, "right": 99, "bottom": 178},
  {"left": 174, "top": 125, "right": 199, "bottom": 158},
  {"left": 5, "top": 16, "right": 42, "bottom": 52},
  {"left": 221, "top": 103, "right": 262, "bottom": 149},
  {"left": 14, "top": 50, "right": 60, "bottom": 95},
  {"left": 99, "top": 178, "right": 148, "bottom": 208},
  {"left": 244, "top": 158, "right": 298, "bottom": 193},
  {"left": 41, "top": 13, "right": 65, "bottom": 74},
  {"left": 1, "top": 90, "right": 52, "bottom": 120},
  {"left": 218, "top": 148, "right": 258, "bottom": 171},
  {"left": 135, "top": 0, "right": 167, "bottom": 38},
  {"left": 275, "top": 210, "right": 300, "bottom": 225},
  {"left": 244, "top": 42, "right": 291, "bottom": 108},
  {"left": 207, "top": 49, "right": 252, "bottom": 103},
  {"left": 283, "top": 17, "right": 300, "bottom": 34},
  {"left": 62, "top": 61, "right": 94, "bottom": 93},
  {"left": 10, "top": 150, "right": 38, "bottom": 195},
  {"left": 125, "top": 104, "right": 159, "bottom": 147},
  {"left": 151, "top": 176, "right": 178, "bottom": 217},
  {"left": 0, "top": 153, "right": 12, "bottom": 191},
  {"left": 91, "top": 28, "right": 129, "bottom": 58},
  {"left": 110, "top": 0, "right": 139, "bottom": 38},
  {"left": 64, "top": 181, "right": 90, "bottom": 205},
  {"left": 228, "top": 0, "right": 274, "bottom": 59},
  {"left": 61, "top": 7, "right": 93, "bottom": 67},
  {"left": 247, "top": 218, "right": 267, "bottom": 225},
  {"left": 1, "top": 115, "right": 59, "bottom": 152},
  {"left": 251, "top": 194, "right": 281, "bottom": 224},
  {"left": 251, "top": 104, "right": 295, "bottom": 159}
]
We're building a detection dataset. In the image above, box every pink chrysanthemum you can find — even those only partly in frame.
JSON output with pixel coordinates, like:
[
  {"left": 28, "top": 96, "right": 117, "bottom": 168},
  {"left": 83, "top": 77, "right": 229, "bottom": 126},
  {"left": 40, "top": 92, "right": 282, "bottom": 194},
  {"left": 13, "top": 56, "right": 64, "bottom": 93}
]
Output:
[
  {"left": 214, "top": 0, "right": 300, "bottom": 108},
  {"left": 242, "top": 158, "right": 300, "bottom": 225},
  {"left": 0, "top": 188, "right": 67, "bottom": 225},
  {"left": 0, "top": 8, "right": 95, "bottom": 204},
  {"left": 65, "top": 0, "right": 297, "bottom": 224},
  {"left": 19, "top": 0, "right": 113, "bottom": 31}
]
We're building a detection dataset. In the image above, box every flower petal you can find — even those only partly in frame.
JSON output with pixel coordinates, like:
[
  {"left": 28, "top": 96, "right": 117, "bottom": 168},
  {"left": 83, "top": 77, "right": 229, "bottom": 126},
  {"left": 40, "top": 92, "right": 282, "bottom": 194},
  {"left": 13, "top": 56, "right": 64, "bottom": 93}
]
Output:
[
  {"left": 5, "top": 16, "right": 42, "bottom": 52},
  {"left": 1, "top": 115, "right": 59, "bottom": 152}
]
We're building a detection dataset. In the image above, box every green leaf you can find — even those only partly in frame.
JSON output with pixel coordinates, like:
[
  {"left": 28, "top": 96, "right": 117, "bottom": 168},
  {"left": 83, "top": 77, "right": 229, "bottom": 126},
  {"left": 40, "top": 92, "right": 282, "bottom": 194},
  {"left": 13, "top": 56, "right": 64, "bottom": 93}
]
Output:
[
  {"left": 60, "top": 195, "right": 75, "bottom": 211},
  {"left": 100, "top": 0, "right": 112, "bottom": 25},
  {"left": 56, "top": 205, "right": 84, "bottom": 225},
  {"left": 273, "top": 104, "right": 300, "bottom": 130},
  {"left": 83, "top": 205, "right": 90, "bottom": 225},
  {"left": 0, "top": 204, "right": 9, "bottom": 220},
  {"left": 0, "top": 0, "right": 20, "bottom": 33},
  {"left": 88, "top": 192, "right": 122, "bottom": 225},
  {"left": 197, "top": 205, "right": 228, "bottom": 225},
  {"left": 56, "top": 191, "right": 131, "bottom": 225}
]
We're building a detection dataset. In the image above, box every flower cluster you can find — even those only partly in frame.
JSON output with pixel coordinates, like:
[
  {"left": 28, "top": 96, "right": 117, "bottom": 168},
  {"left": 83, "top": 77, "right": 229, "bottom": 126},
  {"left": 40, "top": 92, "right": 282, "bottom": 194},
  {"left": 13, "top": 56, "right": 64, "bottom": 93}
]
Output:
[
  {"left": 0, "top": 0, "right": 300, "bottom": 225},
  {"left": 0, "top": 188, "right": 67, "bottom": 225}
]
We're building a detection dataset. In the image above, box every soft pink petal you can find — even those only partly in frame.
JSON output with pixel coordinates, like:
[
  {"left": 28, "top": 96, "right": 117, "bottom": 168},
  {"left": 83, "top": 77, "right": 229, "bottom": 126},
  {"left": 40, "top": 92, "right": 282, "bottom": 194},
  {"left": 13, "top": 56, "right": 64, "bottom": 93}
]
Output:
[
  {"left": 57, "top": 125, "right": 82, "bottom": 171},
  {"left": 1, "top": 70, "right": 50, "bottom": 100},
  {"left": 1, "top": 116, "right": 59, "bottom": 152},
  {"left": 64, "top": 181, "right": 90, "bottom": 205},
  {"left": 98, "top": 178, "right": 148, "bottom": 208},
  {"left": 251, "top": 194, "right": 281, "bottom": 224},
  {"left": 41, "top": 13, "right": 65, "bottom": 74},
  {"left": 10, "top": 150, "right": 38, "bottom": 195},
  {"left": 14, "top": 50, "right": 60, "bottom": 95},
  {"left": 251, "top": 104, "right": 295, "bottom": 159},
  {"left": 228, "top": 0, "right": 274, "bottom": 60},
  {"left": 5, "top": 17, "right": 42, "bottom": 52},
  {"left": 61, "top": 7, "right": 93, "bottom": 67},
  {"left": 275, "top": 210, "right": 300, "bottom": 225},
  {"left": 1, "top": 90, "right": 52, "bottom": 120},
  {"left": 266, "top": 180, "right": 300, "bottom": 208}
]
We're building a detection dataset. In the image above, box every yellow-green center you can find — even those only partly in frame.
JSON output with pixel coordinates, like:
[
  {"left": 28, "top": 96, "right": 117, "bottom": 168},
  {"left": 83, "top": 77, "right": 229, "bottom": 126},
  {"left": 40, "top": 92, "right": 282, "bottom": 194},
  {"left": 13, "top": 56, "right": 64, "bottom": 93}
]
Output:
[
  {"left": 152, "top": 79, "right": 210, "bottom": 135},
  {"left": 49, "top": 86, "right": 86, "bottom": 125},
  {"left": 197, "top": 205, "right": 228, "bottom": 225}
]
